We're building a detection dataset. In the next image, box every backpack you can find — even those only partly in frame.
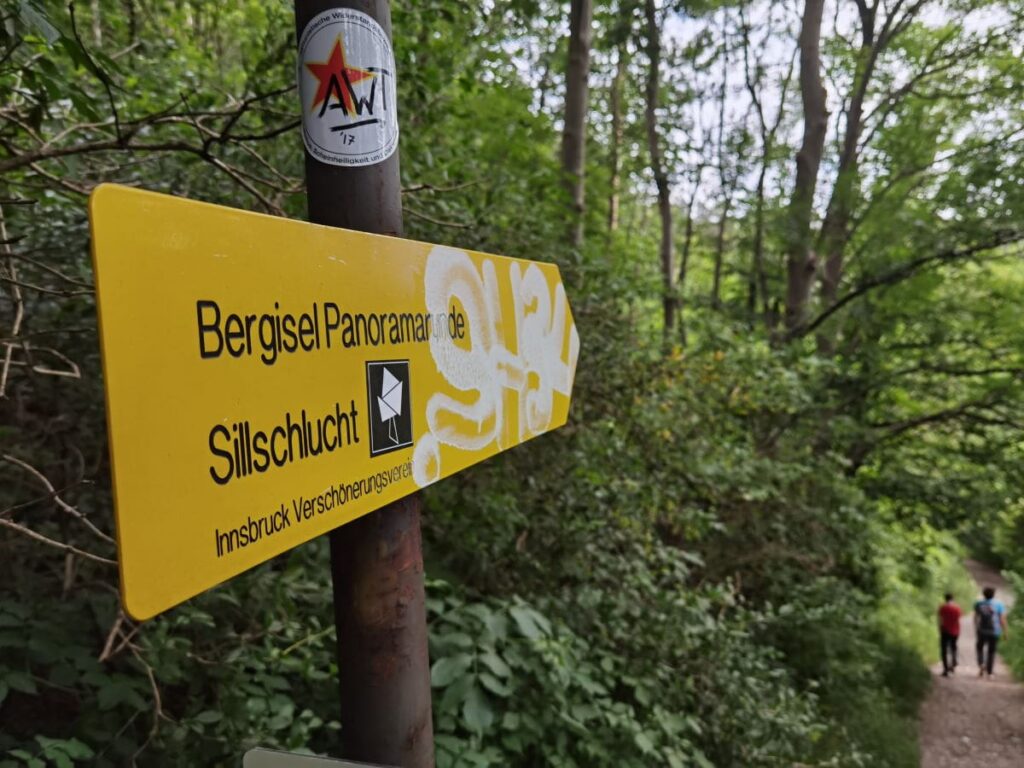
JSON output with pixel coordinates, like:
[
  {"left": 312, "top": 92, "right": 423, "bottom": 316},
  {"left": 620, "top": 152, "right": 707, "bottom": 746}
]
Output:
[{"left": 977, "top": 601, "right": 997, "bottom": 636}]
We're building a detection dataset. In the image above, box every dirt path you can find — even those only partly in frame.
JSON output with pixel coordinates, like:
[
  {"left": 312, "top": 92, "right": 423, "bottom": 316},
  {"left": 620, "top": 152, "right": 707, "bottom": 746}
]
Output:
[{"left": 918, "top": 560, "right": 1024, "bottom": 766}]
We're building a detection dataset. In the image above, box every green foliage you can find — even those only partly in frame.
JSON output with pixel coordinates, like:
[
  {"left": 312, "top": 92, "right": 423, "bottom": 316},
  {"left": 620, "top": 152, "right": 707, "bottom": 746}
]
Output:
[
  {"left": 873, "top": 526, "right": 978, "bottom": 664},
  {"left": 0, "top": 542, "right": 342, "bottom": 765},
  {"left": 997, "top": 572, "right": 1024, "bottom": 678},
  {"left": 426, "top": 575, "right": 826, "bottom": 768},
  {"left": 4, "top": 0, "right": 1024, "bottom": 765}
]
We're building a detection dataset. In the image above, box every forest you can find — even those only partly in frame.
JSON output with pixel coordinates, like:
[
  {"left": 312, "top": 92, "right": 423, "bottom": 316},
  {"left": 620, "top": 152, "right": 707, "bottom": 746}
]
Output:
[{"left": 2, "top": 0, "right": 1024, "bottom": 765}]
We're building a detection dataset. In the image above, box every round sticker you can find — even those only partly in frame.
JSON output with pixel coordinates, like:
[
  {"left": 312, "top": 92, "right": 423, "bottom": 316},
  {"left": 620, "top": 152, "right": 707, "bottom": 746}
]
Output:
[{"left": 297, "top": 8, "right": 399, "bottom": 167}]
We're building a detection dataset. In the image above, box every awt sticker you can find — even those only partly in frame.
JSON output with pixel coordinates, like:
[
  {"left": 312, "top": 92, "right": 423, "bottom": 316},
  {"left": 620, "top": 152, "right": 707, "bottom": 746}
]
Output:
[{"left": 298, "top": 8, "right": 399, "bottom": 167}]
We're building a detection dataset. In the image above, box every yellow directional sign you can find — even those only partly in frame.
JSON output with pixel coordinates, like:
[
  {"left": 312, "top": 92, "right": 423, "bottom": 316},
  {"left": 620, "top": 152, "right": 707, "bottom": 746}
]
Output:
[{"left": 89, "top": 185, "right": 579, "bottom": 620}]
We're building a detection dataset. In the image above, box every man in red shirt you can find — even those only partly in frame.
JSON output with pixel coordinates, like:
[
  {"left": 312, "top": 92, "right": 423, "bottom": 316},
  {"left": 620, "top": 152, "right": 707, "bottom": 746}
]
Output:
[{"left": 938, "top": 592, "right": 962, "bottom": 676}]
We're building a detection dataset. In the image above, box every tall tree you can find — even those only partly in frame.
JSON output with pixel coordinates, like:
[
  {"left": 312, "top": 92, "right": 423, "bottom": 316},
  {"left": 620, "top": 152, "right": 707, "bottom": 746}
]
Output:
[
  {"left": 561, "top": 0, "right": 594, "bottom": 249},
  {"left": 607, "top": 40, "right": 628, "bottom": 233},
  {"left": 678, "top": 152, "right": 707, "bottom": 346},
  {"left": 643, "top": 0, "right": 676, "bottom": 339},
  {"left": 740, "top": 1, "right": 795, "bottom": 327},
  {"left": 784, "top": 0, "right": 827, "bottom": 332},
  {"left": 815, "top": 0, "right": 932, "bottom": 344},
  {"left": 710, "top": 18, "right": 734, "bottom": 312}
]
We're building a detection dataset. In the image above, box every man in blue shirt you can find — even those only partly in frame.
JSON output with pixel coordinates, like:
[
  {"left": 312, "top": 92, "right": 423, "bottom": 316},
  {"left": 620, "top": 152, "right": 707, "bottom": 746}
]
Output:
[{"left": 974, "top": 586, "right": 1009, "bottom": 677}]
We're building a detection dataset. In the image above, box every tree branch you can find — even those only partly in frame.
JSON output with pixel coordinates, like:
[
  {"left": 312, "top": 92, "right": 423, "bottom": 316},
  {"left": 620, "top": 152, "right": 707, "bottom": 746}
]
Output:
[
  {"left": 0, "top": 517, "right": 116, "bottom": 565},
  {"left": 793, "top": 232, "right": 1024, "bottom": 338}
]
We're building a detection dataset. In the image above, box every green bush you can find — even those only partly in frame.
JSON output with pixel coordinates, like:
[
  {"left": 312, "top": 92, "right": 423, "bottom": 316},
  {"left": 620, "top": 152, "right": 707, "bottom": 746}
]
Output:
[
  {"left": 997, "top": 572, "right": 1024, "bottom": 679},
  {"left": 5, "top": 0, "right": 1022, "bottom": 764}
]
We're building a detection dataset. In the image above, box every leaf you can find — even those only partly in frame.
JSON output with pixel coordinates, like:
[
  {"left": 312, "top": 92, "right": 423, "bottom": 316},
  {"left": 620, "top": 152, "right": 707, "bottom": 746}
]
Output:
[
  {"left": 17, "top": 0, "right": 59, "bottom": 43},
  {"left": 268, "top": 711, "right": 294, "bottom": 730},
  {"left": 438, "top": 672, "right": 474, "bottom": 714},
  {"left": 633, "top": 731, "right": 655, "bottom": 753},
  {"left": 478, "top": 652, "right": 511, "bottom": 678},
  {"left": 96, "top": 679, "right": 146, "bottom": 711},
  {"left": 445, "top": 632, "right": 474, "bottom": 649},
  {"left": 462, "top": 685, "right": 494, "bottom": 733},
  {"left": 425, "top": 597, "right": 446, "bottom": 616},
  {"left": 10, "top": 750, "right": 47, "bottom": 768},
  {"left": 35, "top": 736, "right": 92, "bottom": 768},
  {"left": 479, "top": 672, "right": 512, "bottom": 697},
  {"left": 509, "top": 606, "right": 548, "bottom": 640},
  {"left": 430, "top": 654, "right": 472, "bottom": 688},
  {"left": 57, "top": 739, "right": 93, "bottom": 760},
  {"left": 6, "top": 670, "right": 37, "bottom": 695},
  {"left": 570, "top": 703, "right": 598, "bottom": 723},
  {"left": 264, "top": 675, "right": 290, "bottom": 691},
  {"left": 480, "top": 611, "right": 508, "bottom": 641}
]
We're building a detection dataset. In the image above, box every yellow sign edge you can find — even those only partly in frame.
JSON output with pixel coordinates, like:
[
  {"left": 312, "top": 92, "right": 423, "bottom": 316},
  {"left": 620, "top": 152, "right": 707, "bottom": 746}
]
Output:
[{"left": 88, "top": 183, "right": 578, "bottom": 621}]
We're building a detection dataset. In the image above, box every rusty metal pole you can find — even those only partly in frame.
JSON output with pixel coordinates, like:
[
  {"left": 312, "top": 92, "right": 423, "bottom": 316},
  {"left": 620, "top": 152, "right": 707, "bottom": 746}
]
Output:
[
  {"left": 293, "top": 1, "right": 434, "bottom": 765},
  {"left": 328, "top": 496, "right": 433, "bottom": 765}
]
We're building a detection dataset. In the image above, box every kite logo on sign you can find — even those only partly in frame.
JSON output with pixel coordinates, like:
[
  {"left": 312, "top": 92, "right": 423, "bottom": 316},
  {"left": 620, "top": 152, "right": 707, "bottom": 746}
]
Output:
[
  {"left": 365, "top": 360, "right": 413, "bottom": 457},
  {"left": 378, "top": 367, "right": 404, "bottom": 444},
  {"left": 298, "top": 8, "right": 399, "bottom": 167}
]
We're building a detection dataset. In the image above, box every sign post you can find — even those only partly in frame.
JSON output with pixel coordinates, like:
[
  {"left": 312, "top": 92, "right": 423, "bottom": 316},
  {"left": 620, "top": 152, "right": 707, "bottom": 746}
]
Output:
[
  {"left": 293, "top": 1, "right": 432, "bottom": 764},
  {"left": 88, "top": 1, "right": 578, "bottom": 764}
]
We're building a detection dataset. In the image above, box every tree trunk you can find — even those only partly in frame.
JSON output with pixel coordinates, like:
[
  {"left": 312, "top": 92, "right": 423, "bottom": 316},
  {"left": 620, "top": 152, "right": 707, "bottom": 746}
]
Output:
[
  {"left": 711, "top": 197, "right": 732, "bottom": 311},
  {"left": 741, "top": 7, "right": 795, "bottom": 329},
  {"left": 784, "top": 0, "right": 828, "bottom": 332},
  {"left": 561, "top": 0, "right": 594, "bottom": 250},
  {"left": 607, "top": 42, "right": 627, "bottom": 234},
  {"left": 819, "top": 1, "right": 879, "bottom": 310},
  {"left": 749, "top": 167, "right": 767, "bottom": 318},
  {"left": 711, "top": 32, "right": 730, "bottom": 313},
  {"left": 91, "top": 0, "right": 102, "bottom": 46},
  {"left": 124, "top": 0, "right": 137, "bottom": 45},
  {"left": 643, "top": 0, "right": 675, "bottom": 340},
  {"left": 678, "top": 163, "right": 705, "bottom": 347}
]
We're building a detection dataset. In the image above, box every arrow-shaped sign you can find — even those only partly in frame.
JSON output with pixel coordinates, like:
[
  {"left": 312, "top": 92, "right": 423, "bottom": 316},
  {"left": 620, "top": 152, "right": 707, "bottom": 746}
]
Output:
[{"left": 89, "top": 184, "right": 579, "bottom": 620}]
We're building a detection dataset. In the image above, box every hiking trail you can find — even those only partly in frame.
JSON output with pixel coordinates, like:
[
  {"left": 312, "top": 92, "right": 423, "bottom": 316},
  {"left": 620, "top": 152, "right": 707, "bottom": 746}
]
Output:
[{"left": 919, "top": 560, "right": 1024, "bottom": 766}]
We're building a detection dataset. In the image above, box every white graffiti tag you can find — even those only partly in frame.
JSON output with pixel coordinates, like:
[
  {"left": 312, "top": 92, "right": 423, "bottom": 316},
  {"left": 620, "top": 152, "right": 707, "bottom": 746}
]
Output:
[{"left": 412, "top": 246, "right": 580, "bottom": 487}]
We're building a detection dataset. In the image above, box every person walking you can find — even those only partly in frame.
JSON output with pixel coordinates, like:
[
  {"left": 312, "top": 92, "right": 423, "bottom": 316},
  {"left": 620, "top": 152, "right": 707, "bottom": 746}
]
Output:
[
  {"left": 938, "top": 592, "right": 961, "bottom": 677},
  {"left": 974, "top": 586, "right": 1009, "bottom": 677}
]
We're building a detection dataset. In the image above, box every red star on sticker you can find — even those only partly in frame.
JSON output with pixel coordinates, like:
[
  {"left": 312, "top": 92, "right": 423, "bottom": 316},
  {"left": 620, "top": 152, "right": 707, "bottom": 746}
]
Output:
[{"left": 305, "top": 36, "right": 375, "bottom": 114}]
